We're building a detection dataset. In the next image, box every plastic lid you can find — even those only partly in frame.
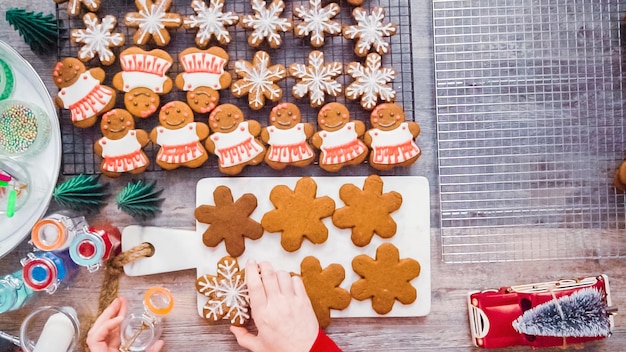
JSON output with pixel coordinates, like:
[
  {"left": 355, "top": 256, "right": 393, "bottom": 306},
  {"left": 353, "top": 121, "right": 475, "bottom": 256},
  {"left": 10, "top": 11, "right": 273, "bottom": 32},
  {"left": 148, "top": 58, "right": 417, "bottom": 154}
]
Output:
[
  {"left": 0, "top": 58, "right": 14, "bottom": 101},
  {"left": 22, "top": 256, "right": 56, "bottom": 291},
  {"left": 0, "top": 278, "right": 18, "bottom": 312},
  {"left": 31, "top": 218, "right": 67, "bottom": 251},
  {"left": 69, "top": 231, "right": 105, "bottom": 267},
  {"left": 144, "top": 287, "right": 174, "bottom": 316}
]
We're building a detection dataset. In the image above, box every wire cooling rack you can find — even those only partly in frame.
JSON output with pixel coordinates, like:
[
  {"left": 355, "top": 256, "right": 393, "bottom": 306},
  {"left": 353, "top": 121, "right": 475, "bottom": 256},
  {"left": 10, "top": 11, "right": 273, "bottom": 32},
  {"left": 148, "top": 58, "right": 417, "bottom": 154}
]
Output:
[
  {"left": 433, "top": 0, "right": 626, "bottom": 263},
  {"left": 55, "top": 0, "right": 415, "bottom": 176}
]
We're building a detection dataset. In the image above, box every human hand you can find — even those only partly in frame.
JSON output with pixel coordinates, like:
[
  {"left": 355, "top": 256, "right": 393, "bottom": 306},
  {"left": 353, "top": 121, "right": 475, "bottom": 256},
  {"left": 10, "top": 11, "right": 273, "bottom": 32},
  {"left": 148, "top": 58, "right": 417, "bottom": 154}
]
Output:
[
  {"left": 86, "top": 297, "right": 164, "bottom": 352},
  {"left": 230, "top": 260, "right": 319, "bottom": 352}
]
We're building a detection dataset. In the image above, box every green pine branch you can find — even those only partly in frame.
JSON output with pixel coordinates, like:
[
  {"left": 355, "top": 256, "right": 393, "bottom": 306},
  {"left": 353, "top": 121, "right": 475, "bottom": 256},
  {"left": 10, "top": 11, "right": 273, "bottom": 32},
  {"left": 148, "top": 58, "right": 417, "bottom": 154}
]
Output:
[
  {"left": 52, "top": 174, "right": 109, "bottom": 212},
  {"left": 6, "top": 8, "right": 61, "bottom": 55},
  {"left": 116, "top": 180, "right": 164, "bottom": 220}
]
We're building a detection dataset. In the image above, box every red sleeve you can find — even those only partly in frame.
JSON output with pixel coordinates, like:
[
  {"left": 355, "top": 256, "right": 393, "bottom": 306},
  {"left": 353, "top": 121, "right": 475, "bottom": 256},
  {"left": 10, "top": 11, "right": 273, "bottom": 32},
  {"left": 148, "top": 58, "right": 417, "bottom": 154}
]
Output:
[{"left": 309, "top": 329, "right": 342, "bottom": 352}]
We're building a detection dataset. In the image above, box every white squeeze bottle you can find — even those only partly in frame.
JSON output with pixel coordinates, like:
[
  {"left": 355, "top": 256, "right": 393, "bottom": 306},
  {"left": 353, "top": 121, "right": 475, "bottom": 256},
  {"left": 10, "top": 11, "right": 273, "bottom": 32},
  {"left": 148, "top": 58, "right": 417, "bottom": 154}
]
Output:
[{"left": 120, "top": 287, "right": 174, "bottom": 352}]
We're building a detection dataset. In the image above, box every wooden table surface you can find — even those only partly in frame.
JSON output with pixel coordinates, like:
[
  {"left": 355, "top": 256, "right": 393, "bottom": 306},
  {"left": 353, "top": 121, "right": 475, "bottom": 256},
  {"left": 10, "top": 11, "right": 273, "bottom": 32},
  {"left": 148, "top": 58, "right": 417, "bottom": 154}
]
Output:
[{"left": 1, "top": 1, "right": 625, "bottom": 351}]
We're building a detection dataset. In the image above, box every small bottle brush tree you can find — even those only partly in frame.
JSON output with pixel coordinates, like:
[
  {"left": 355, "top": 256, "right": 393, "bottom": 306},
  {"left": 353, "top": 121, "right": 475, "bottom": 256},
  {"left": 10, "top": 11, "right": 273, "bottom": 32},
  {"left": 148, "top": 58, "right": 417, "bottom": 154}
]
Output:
[{"left": 5, "top": 8, "right": 61, "bottom": 55}]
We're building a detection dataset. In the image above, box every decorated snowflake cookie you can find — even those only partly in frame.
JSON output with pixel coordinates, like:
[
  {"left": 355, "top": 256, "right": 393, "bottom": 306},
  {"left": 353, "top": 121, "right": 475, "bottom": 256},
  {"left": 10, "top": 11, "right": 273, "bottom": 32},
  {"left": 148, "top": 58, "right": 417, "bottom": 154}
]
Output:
[
  {"left": 241, "top": 0, "right": 292, "bottom": 48},
  {"left": 196, "top": 256, "right": 250, "bottom": 326},
  {"left": 124, "top": 0, "right": 182, "bottom": 46},
  {"left": 346, "top": 53, "right": 396, "bottom": 110},
  {"left": 343, "top": 7, "right": 397, "bottom": 57},
  {"left": 289, "top": 50, "right": 342, "bottom": 108},
  {"left": 231, "top": 51, "right": 286, "bottom": 110},
  {"left": 54, "top": 0, "right": 100, "bottom": 17},
  {"left": 184, "top": 0, "right": 239, "bottom": 46},
  {"left": 71, "top": 13, "right": 125, "bottom": 66},
  {"left": 294, "top": 0, "right": 341, "bottom": 48}
]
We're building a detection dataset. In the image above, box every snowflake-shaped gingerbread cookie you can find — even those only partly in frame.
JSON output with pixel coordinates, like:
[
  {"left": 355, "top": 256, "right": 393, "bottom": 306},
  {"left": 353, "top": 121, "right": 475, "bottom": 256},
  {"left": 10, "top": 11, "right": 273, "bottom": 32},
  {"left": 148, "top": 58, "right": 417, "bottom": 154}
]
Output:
[
  {"left": 241, "top": 0, "right": 292, "bottom": 48},
  {"left": 184, "top": 0, "right": 239, "bottom": 46},
  {"left": 232, "top": 51, "right": 286, "bottom": 110},
  {"left": 294, "top": 0, "right": 341, "bottom": 48},
  {"left": 125, "top": 0, "right": 182, "bottom": 46},
  {"left": 196, "top": 256, "right": 250, "bottom": 326},
  {"left": 71, "top": 13, "right": 125, "bottom": 66},
  {"left": 289, "top": 51, "right": 342, "bottom": 108},
  {"left": 346, "top": 53, "right": 396, "bottom": 110},
  {"left": 54, "top": 0, "right": 100, "bottom": 17},
  {"left": 343, "top": 7, "right": 397, "bottom": 57}
]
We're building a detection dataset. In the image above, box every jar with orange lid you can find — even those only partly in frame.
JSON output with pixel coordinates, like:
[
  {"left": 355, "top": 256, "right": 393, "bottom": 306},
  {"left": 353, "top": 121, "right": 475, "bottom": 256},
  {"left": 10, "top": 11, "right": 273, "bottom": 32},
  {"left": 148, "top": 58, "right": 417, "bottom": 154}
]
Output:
[{"left": 119, "top": 287, "right": 174, "bottom": 352}]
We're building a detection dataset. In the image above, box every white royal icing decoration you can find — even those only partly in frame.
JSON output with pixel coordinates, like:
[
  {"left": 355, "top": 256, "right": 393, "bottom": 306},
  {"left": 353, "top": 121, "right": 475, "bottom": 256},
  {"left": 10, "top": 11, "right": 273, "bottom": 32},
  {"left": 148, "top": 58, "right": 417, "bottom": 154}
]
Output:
[
  {"left": 241, "top": 0, "right": 292, "bottom": 47},
  {"left": 343, "top": 7, "right": 397, "bottom": 56},
  {"left": 346, "top": 53, "right": 396, "bottom": 110},
  {"left": 266, "top": 123, "right": 314, "bottom": 163},
  {"left": 125, "top": 0, "right": 181, "bottom": 44},
  {"left": 99, "top": 131, "right": 148, "bottom": 172},
  {"left": 290, "top": 50, "right": 342, "bottom": 107},
  {"left": 294, "top": 0, "right": 341, "bottom": 47},
  {"left": 184, "top": 0, "right": 239, "bottom": 45},
  {"left": 121, "top": 72, "right": 169, "bottom": 92},
  {"left": 210, "top": 121, "right": 264, "bottom": 167},
  {"left": 180, "top": 51, "right": 227, "bottom": 90},
  {"left": 319, "top": 122, "right": 366, "bottom": 164},
  {"left": 58, "top": 72, "right": 113, "bottom": 122},
  {"left": 368, "top": 122, "right": 420, "bottom": 164},
  {"left": 232, "top": 51, "right": 285, "bottom": 110},
  {"left": 71, "top": 14, "right": 124, "bottom": 63}
]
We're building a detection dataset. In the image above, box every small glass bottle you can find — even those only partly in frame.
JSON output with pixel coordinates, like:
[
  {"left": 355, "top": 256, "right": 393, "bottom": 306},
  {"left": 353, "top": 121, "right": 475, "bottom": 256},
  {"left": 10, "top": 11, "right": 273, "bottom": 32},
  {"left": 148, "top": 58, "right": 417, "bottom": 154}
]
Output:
[
  {"left": 30, "top": 213, "right": 89, "bottom": 252},
  {"left": 120, "top": 287, "right": 174, "bottom": 352},
  {"left": 20, "top": 251, "right": 78, "bottom": 294},
  {"left": 69, "top": 224, "right": 121, "bottom": 272},
  {"left": 0, "top": 269, "right": 34, "bottom": 314}
]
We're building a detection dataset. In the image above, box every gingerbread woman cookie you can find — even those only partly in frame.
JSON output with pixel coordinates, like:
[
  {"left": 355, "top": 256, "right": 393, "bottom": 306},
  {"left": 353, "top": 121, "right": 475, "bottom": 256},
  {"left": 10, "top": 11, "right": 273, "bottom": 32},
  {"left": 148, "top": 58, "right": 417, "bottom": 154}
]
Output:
[
  {"left": 260, "top": 103, "right": 315, "bottom": 170},
  {"left": 311, "top": 102, "right": 368, "bottom": 172},
  {"left": 124, "top": 0, "right": 182, "bottom": 46},
  {"left": 94, "top": 109, "right": 150, "bottom": 178},
  {"left": 241, "top": 0, "right": 292, "bottom": 48},
  {"left": 205, "top": 104, "right": 266, "bottom": 175},
  {"left": 71, "top": 13, "right": 125, "bottom": 66},
  {"left": 184, "top": 0, "right": 239, "bottom": 46},
  {"left": 113, "top": 47, "right": 174, "bottom": 118},
  {"left": 53, "top": 58, "right": 116, "bottom": 128},
  {"left": 364, "top": 103, "right": 421, "bottom": 170},
  {"left": 149, "top": 101, "right": 209, "bottom": 170},
  {"left": 175, "top": 47, "right": 232, "bottom": 114}
]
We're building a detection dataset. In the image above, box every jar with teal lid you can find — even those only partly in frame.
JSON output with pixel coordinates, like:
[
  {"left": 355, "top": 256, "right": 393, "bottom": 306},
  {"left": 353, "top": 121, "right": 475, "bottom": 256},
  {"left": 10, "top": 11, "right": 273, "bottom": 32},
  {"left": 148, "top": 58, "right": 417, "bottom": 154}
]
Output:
[
  {"left": 0, "top": 58, "right": 14, "bottom": 101},
  {"left": 0, "top": 269, "right": 34, "bottom": 314},
  {"left": 0, "top": 100, "right": 51, "bottom": 158}
]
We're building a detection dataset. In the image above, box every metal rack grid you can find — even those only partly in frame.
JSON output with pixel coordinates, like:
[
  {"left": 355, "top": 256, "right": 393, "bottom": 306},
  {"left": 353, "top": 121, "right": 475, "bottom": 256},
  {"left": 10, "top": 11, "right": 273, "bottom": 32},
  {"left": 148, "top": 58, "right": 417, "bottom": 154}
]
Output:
[
  {"left": 55, "top": 0, "right": 415, "bottom": 177},
  {"left": 433, "top": 0, "right": 626, "bottom": 263}
]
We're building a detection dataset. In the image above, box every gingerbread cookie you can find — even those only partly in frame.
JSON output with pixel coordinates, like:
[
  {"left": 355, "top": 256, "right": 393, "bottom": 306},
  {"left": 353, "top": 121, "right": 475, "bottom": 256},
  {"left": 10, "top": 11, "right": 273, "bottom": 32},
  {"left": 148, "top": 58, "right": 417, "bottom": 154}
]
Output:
[
  {"left": 298, "top": 256, "right": 351, "bottom": 328},
  {"left": 293, "top": 0, "right": 341, "bottom": 48},
  {"left": 184, "top": 0, "right": 239, "bottom": 46},
  {"left": 311, "top": 102, "right": 368, "bottom": 172},
  {"left": 205, "top": 104, "right": 266, "bottom": 175},
  {"left": 196, "top": 256, "right": 250, "bottom": 326},
  {"left": 364, "top": 103, "right": 421, "bottom": 170},
  {"left": 289, "top": 50, "right": 342, "bottom": 108},
  {"left": 343, "top": 7, "right": 397, "bottom": 57},
  {"left": 347, "top": 0, "right": 364, "bottom": 5},
  {"left": 241, "top": 0, "right": 292, "bottom": 48},
  {"left": 332, "top": 175, "right": 402, "bottom": 247},
  {"left": 351, "top": 243, "right": 421, "bottom": 314},
  {"left": 261, "top": 177, "right": 335, "bottom": 252},
  {"left": 94, "top": 109, "right": 150, "bottom": 178},
  {"left": 71, "top": 13, "right": 125, "bottom": 66},
  {"left": 232, "top": 51, "right": 286, "bottom": 110},
  {"left": 149, "top": 101, "right": 210, "bottom": 170},
  {"left": 260, "top": 103, "right": 315, "bottom": 170},
  {"left": 125, "top": 0, "right": 182, "bottom": 46},
  {"left": 175, "top": 47, "right": 231, "bottom": 114},
  {"left": 53, "top": 58, "right": 116, "bottom": 128},
  {"left": 614, "top": 157, "right": 626, "bottom": 192},
  {"left": 113, "top": 47, "right": 174, "bottom": 118},
  {"left": 195, "top": 186, "right": 264, "bottom": 257},
  {"left": 346, "top": 53, "right": 396, "bottom": 110},
  {"left": 54, "top": 0, "right": 100, "bottom": 17}
]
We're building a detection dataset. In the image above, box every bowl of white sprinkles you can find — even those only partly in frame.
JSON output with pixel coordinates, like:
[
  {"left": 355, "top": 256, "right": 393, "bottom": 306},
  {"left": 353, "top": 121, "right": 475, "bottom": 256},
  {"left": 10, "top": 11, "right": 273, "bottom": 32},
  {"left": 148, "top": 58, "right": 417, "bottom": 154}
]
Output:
[{"left": 0, "top": 100, "right": 51, "bottom": 157}]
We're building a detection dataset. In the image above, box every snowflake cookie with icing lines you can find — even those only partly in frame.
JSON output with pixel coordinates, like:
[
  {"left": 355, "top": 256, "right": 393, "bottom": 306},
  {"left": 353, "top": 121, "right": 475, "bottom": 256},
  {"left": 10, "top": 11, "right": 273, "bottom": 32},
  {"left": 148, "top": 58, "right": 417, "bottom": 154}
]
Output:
[
  {"left": 124, "top": 0, "right": 182, "bottom": 46},
  {"left": 196, "top": 256, "right": 250, "bottom": 326},
  {"left": 54, "top": 0, "right": 100, "bottom": 17},
  {"left": 289, "top": 50, "right": 342, "bottom": 108},
  {"left": 343, "top": 7, "right": 397, "bottom": 57},
  {"left": 184, "top": 0, "right": 239, "bottom": 46},
  {"left": 71, "top": 13, "right": 125, "bottom": 66},
  {"left": 232, "top": 51, "right": 286, "bottom": 110},
  {"left": 346, "top": 53, "right": 396, "bottom": 110},
  {"left": 241, "top": 0, "right": 292, "bottom": 48},
  {"left": 294, "top": 0, "right": 341, "bottom": 48}
]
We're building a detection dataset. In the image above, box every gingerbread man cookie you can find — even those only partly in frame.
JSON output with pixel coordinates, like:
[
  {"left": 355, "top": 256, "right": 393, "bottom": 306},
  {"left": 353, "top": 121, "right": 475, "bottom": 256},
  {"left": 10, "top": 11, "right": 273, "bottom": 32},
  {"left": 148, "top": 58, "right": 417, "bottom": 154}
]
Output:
[
  {"left": 53, "top": 58, "right": 116, "bottom": 128},
  {"left": 149, "top": 101, "right": 209, "bottom": 170},
  {"left": 343, "top": 7, "right": 397, "bottom": 57},
  {"left": 71, "top": 13, "right": 125, "bottom": 66},
  {"left": 231, "top": 51, "right": 286, "bottom": 110},
  {"left": 113, "top": 47, "right": 174, "bottom": 118},
  {"left": 54, "top": 0, "right": 100, "bottom": 17},
  {"left": 260, "top": 103, "right": 315, "bottom": 170},
  {"left": 241, "top": 0, "right": 292, "bottom": 48},
  {"left": 175, "top": 47, "right": 232, "bottom": 114},
  {"left": 124, "top": 0, "right": 182, "bottom": 46},
  {"left": 311, "top": 102, "right": 368, "bottom": 172},
  {"left": 364, "top": 103, "right": 421, "bottom": 170},
  {"left": 94, "top": 109, "right": 150, "bottom": 178},
  {"left": 205, "top": 104, "right": 266, "bottom": 175},
  {"left": 184, "top": 0, "right": 239, "bottom": 46}
]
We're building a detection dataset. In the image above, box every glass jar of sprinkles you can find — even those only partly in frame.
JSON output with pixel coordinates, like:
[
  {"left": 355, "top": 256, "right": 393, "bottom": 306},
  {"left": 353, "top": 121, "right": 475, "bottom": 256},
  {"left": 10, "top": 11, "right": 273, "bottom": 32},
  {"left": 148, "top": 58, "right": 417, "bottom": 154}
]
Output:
[{"left": 0, "top": 100, "right": 51, "bottom": 158}]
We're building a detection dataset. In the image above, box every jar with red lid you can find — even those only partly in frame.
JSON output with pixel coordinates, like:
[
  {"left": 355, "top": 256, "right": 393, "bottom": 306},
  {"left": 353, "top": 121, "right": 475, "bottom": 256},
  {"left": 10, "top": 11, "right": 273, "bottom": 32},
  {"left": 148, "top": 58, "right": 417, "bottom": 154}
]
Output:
[{"left": 69, "top": 224, "right": 121, "bottom": 272}]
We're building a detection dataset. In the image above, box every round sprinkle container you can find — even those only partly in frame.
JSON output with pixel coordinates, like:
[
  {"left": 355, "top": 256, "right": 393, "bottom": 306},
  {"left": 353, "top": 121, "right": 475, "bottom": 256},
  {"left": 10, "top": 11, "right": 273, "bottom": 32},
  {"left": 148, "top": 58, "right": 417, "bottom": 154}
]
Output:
[
  {"left": 0, "top": 58, "right": 14, "bottom": 101},
  {"left": 0, "top": 100, "right": 50, "bottom": 157}
]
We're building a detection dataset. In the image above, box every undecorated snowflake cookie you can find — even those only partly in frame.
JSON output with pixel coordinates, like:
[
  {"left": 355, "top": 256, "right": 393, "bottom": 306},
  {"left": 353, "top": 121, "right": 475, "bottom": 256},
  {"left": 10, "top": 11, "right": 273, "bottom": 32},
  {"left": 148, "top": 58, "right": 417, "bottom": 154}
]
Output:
[
  {"left": 294, "top": 0, "right": 341, "bottom": 48},
  {"left": 71, "top": 13, "right": 125, "bottom": 66},
  {"left": 343, "top": 7, "right": 397, "bottom": 57},
  {"left": 346, "top": 53, "right": 396, "bottom": 110},
  {"left": 289, "top": 50, "right": 342, "bottom": 108}
]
